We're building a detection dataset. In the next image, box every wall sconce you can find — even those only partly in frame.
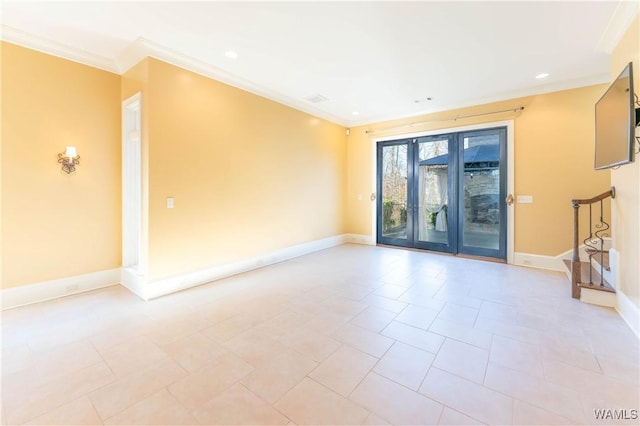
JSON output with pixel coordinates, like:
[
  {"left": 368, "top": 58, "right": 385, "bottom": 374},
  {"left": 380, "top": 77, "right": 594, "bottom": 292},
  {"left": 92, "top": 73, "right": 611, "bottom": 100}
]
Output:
[{"left": 58, "top": 146, "right": 80, "bottom": 174}]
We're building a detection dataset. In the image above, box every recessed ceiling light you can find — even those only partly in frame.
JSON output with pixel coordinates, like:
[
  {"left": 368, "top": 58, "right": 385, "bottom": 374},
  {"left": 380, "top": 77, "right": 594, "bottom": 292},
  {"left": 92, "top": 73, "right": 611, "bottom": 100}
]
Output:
[
  {"left": 225, "top": 50, "right": 238, "bottom": 59},
  {"left": 535, "top": 73, "right": 549, "bottom": 79},
  {"left": 352, "top": 111, "right": 360, "bottom": 116}
]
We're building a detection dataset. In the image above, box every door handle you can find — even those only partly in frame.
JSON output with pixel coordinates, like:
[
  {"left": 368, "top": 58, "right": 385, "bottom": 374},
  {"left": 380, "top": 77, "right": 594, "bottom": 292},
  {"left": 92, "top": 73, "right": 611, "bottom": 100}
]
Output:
[
  {"left": 370, "top": 193, "right": 376, "bottom": 201},
  {"left": 505, "top": 194, "right": 514, "bottom": 206}
]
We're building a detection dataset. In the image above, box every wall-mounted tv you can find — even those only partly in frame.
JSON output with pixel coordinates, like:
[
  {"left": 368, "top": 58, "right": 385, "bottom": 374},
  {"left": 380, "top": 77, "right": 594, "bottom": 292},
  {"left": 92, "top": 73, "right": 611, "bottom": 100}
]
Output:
[{"left": 594, "top": 62, "right": 636, "bottom": 170}]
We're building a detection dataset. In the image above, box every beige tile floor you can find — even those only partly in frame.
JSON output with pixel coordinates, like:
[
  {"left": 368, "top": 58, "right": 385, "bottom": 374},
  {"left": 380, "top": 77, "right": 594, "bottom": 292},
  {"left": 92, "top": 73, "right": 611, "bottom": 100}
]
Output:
[{"left": 1, "top": 244, "right": 639, "bottom": 425}]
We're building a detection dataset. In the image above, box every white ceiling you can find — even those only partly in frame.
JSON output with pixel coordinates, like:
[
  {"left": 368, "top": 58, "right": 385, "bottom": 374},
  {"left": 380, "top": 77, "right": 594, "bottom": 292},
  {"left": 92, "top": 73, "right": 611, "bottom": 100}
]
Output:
[{"left": 1, "top": 1, "right": 638, "bottom": 127}]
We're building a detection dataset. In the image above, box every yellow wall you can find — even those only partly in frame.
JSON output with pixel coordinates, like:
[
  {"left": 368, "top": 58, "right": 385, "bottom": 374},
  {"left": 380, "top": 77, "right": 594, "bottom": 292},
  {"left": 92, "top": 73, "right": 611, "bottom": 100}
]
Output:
[
  {"left": 346, "top": 85, "right": 610, "bottom": 256},
  {"left": 3, "top": 29, "right": 632, "bottom": 295},
  {"left": 610, "top": 16, "right": 639, "bottom": 307},
  {"left": 2, "top": 46, "right": 347, "bottom": 289},
  {"left": 1, "top": 42, "right": 4, "bottom": 287},
  {"left": 142, "top": 59, "right": 347, "bottom": 280},
  {"left": 1, "top": 42, "right": 121, "bottom": 289}
]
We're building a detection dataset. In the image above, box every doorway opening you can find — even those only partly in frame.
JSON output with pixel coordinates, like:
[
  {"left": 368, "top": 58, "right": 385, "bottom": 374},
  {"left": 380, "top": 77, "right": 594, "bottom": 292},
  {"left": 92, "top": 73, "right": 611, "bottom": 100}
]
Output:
[{"left": 122, "top": 93, "right": 144, "bottom": 275}]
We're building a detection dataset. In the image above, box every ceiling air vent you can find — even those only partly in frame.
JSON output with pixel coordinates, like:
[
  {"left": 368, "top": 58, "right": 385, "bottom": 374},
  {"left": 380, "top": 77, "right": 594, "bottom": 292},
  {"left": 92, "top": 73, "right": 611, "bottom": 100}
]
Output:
[{"left": 304, "top": 94, "right": 329, "bottom": 104}]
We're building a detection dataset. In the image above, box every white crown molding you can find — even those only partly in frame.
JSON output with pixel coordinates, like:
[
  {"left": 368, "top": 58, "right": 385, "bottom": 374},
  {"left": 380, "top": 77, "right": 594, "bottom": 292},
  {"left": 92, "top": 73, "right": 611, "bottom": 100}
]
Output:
[
  {"left": 0, "top": 26, "right": 347, "bottom": 126},
  {"left": 0, "top": 24, "right": 616, "bottom": 130},
  {"left": 596, "top": 0, "right": 640, "bottom": 54},
  {"left": 0, "top": 25, "right": 118, "bottom": 73},
  {"left": 115, "top": 37, "right": 347, "bottom": 127},
  {"left": 350, "top": 73, "right": 610, "bottom": 128},
  {"left": 113, "top": 37, "right": 149, "bottom": 74}
]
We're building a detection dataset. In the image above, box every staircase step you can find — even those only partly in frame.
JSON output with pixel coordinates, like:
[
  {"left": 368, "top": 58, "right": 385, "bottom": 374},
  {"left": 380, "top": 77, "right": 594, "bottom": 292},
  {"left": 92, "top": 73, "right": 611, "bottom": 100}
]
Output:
[
  {"left": 576, "top": 261, "right": 615, "bottom": 293},
  {"left": 584, "top": 248, "right": 610, "bottom": 271}
]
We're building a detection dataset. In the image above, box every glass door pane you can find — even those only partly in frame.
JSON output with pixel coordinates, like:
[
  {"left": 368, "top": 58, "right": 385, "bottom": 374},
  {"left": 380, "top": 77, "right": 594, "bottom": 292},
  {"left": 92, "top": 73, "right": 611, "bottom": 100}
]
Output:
[
  {"left": 416, "top": 137, "right": 451, "bottom": 250},
  {"left": 379, "top": 143, "right": 409, "bottom": 243},
  {"left": 459, "top": 130, "right": 506, "bottom": 257}
]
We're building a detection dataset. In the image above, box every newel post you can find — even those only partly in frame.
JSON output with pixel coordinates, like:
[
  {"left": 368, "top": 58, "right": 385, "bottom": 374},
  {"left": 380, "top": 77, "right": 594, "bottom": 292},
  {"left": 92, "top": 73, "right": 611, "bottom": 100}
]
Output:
[{"left": 571, "top": 200, "right": 581, "bottom": 299}]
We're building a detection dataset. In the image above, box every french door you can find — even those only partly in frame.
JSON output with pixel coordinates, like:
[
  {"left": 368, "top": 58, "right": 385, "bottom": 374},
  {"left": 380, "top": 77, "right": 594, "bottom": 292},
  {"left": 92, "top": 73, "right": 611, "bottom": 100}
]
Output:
[{"left": 376, "top": 127, "right": 507, "bottom": 260}]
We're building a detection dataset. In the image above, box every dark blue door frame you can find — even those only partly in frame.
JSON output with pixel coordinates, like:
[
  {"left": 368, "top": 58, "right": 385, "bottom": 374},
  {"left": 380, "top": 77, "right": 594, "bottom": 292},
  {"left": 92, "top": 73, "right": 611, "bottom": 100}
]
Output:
[
  {"left": 376, "top": 139, "right": 413, "bottom": 249},
  {"left": 456, "top": 128, "right": 508, "bottom": 259},
  {"left": 376, "top": 127, "right": 507, "bottom": 260}
]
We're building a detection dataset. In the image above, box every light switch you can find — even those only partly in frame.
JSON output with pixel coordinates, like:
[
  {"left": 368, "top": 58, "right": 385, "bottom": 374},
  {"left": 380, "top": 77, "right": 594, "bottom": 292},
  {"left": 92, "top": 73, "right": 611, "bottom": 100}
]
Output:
[
  {"left": 517, "top": 195, "right": 533, "bottom": 204},
  {"left": 166, "top": 197, "right": 174, "bottom": 208}
]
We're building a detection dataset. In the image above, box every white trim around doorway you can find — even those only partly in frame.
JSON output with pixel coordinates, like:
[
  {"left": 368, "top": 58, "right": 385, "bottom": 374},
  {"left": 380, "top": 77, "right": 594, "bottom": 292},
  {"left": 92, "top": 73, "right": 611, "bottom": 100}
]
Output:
[{"left": 122, "top": 92, "right": 148, "bottom": 288}]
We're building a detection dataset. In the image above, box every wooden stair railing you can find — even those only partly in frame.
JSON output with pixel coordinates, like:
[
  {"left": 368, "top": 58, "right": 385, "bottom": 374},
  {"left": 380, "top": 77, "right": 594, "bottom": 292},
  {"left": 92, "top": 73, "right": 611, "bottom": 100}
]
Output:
[{"left": 571, "top": 187, "right": 615, "bottom": 299}]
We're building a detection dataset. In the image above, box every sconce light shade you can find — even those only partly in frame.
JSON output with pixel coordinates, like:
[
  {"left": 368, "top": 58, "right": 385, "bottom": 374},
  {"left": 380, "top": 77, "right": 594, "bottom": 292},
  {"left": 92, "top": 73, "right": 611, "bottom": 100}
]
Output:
[
  {"left": 65, "top": 146, "right": 77, "bottom": 158},
  {"left": 58, "top": 146, "right": 80, "bottom": 174}
]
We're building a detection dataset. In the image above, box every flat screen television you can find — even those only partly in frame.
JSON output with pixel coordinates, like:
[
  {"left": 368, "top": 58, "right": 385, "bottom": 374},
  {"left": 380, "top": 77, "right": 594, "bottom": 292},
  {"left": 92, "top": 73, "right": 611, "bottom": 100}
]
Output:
[{"left": 594, "top": 62, "right": 635, "bottom": 170}]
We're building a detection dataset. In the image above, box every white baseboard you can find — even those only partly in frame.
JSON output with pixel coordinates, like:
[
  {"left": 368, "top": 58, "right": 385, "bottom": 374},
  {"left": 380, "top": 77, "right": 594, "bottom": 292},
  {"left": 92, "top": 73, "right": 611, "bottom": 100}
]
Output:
[
  {"left": 513, "top": 252, "right": 566, "bottom": 272},
  {"left": 580, "top": 287, "right": 617, "bottom": 308},
  {"left": 0, "top": 234, "right": 362, "bottom": 308},
  {"left": 513, "top": 238, "right": 613, "bottom": 273},
  {"left": 616, "top": 290, "right": 640, "bottom": 338},
  {"left": 145, "top": 234, "right": 349, "bottom": 300},
  {"left": 1, "top": 269, "right": 121, "bottom": 310},
  {"left": 343, "top": 233, "right": 376, "bottom": 245},
  {"left": 121, "top": 267, "right": 148, "bottom": 300},
  {"left": 603, "top": 248, "right": 617, "bottom": 288}
]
